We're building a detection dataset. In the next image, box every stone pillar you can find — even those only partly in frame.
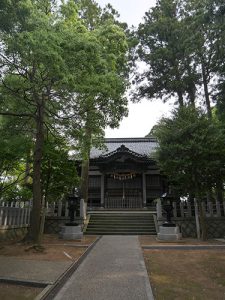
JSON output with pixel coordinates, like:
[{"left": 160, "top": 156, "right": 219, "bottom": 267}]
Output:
[
  {"left": 156, "top": 198, "right": 162, "bottom": 219},
  {"left": 101, "top": 174, "right": 105, "bottom": 207},
  {"left": 80, "top": 198, "right": 87, "bottom": 220},
  {"left": 142, "top": 173, "right": 147, "bottom": 207}
]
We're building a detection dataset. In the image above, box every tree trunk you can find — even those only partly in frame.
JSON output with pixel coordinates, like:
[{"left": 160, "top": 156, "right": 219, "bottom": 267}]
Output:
[
  {"left": 175, "top": 67, "right": 184, "bottom": 107},
  {"left": 24, "top": 149, "right": 32, "bottom": 186},
  {"left": 29, "top": 101, "right": 45, "bottom": 244},
  {"left": 216, "top": 178, "right": 224, "bottom": 203},
  {"left": 206, "top": 186, "right": 213, "bottom": 207},
  {"left": 177, "top": 90, "right": 184, "bottom": 107},
  {"left": 201, "top": 62, "right": 212, "bottom": 119},
  {"left": 194, "top": 174, "right": 208, "bottom": 240},
  {"left": 199, "top": 200, "right": 207, "bottom": 240},
  {"left": 80, "top": 121, "right": 92, "bottom": 211},
  {"left": 187, "top": 65, "right": 196, "bottom": 107},
  {"left": 80, "top": 158, "right": 90, "bottom": 204}
]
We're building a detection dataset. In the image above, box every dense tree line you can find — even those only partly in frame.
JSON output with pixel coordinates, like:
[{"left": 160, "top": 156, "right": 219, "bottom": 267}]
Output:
[
  {"left": 0, "top": 0, "right": 130, "bottom": 243},
  {"left": 134, "top": 0, "right": 225, "bottom": 116},
  {"left": 1, "top": 0, "right": 225, "bottom": 242},
  {"left": 135, "top": 0, "right": 225, "bottom": 239}
]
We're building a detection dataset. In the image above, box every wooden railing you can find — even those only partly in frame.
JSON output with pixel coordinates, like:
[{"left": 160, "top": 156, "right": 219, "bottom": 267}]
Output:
[
  {"left": 0, "top": 204, "right": 30, "bottom": 227},
  {"left": 105, "top": 196, "right": 142, "bottom": 209},
  {"left": 0, "top": 200, "right": 76, "bottom": 225},
  {"left": 156, "top": 199, "right": 225, "bottom": 219}
]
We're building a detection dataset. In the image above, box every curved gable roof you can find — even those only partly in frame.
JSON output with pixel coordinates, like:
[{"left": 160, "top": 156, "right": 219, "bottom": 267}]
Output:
[{"left": 90, "top": 137, "right": 158, "bottom": 159}]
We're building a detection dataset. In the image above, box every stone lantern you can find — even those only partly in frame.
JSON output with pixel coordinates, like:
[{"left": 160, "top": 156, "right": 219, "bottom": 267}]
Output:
[
  {"left": 161, "top": 193, "right": 175, "bottom": 227},
  {"left": 157, "top": 192, "right": 182, "bottom": 241},
  {"left": 66, "top": 188, "right": 80, "bottom": 225},
  {"left": 59, "top": 188, "right": 83, "bottom": 240}
]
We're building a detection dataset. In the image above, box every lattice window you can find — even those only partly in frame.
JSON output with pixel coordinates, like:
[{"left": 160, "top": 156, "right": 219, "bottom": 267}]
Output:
[
  {"left": 146, "top": 175, "right": 160, "bottom": 187},
  {"left": 88, "top": 176, "right": 101, "bottom": 188}
]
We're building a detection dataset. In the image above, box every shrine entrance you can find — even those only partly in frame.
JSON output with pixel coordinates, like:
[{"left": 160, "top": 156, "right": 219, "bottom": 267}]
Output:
[
  {"left": 88, "top": 143, "right": 164, "bottom": 209},
  {"left": 104, "top": 173, "right": 143, "bottom": 209}
]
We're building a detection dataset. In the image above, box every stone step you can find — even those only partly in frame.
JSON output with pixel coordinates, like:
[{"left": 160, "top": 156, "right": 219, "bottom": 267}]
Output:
[
  {"left": 85, "top": 228, "right": 156, "bottom": 234},
  {"left": 85, "top": 232, "right": 156, "bottom": 235},
  {"left": 90, "top": 218, "right": 154, "bottom": 221},
  {"left": 89, "top": 221, "right": 155, "bottom": 226},
  {"left": 85, "top": 212, "right": 156, "bottom": 235},
  {"left": 88, "top": 223, "right": 155, "bottom": 228},
  {"left": 86, "top": 227, "right": 156, "bottom": 231},
  {"left": 90, "top": 214, "right": 154, "bottom": 217},
  {"left": 87, "top": 227, "right": 156, "bottom": 231},
  {"left": 88, "top": 220, "right": 155, "bottom": 224}
]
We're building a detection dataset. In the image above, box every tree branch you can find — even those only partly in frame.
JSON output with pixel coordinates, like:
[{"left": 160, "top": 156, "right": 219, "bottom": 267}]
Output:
[{"left": 0, "top": 112, "right": 34, "bottom": 117}]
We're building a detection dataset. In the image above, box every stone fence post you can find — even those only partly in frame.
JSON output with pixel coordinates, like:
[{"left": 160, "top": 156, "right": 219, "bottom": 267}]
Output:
[
  {"left": 156, "top": 198, "right": 162, "bottom": 219},
  {"left": 80, "top": 198, "right": 87, "bottom": 220}
]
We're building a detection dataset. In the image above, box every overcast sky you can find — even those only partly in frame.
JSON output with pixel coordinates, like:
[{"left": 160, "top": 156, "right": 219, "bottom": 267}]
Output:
[{"left": 96, "top": 0, "right": 173, "bottom": 138}]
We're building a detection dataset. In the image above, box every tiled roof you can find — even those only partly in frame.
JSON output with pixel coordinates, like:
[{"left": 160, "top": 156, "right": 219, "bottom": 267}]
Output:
[{"left": 90, "top": 137, "right": 158, "bottom": 159}]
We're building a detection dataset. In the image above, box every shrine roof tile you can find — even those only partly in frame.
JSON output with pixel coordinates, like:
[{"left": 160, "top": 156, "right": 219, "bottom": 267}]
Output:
[{"left": 90, "top": 137, "right": 158, "bottom": 159}]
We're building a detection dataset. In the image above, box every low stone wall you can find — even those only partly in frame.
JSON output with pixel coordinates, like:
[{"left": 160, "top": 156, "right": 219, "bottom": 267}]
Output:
[
  {"left": 158, "top": 217, "right": 225, "bottom": 239},
  {"left": 44, "top": 216, "right": 83, "bottom": 234},
  {"left": 173, "top": 218, "right": 197, "bottom": 238},
  {"left": 0, "top": 226, "right": 28, "bottom": 242},
  {"left": 206, "top": 217, "right": 225, "bottom": 239}
]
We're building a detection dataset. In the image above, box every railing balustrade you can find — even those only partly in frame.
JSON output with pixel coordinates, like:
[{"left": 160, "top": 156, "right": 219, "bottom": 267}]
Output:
[
  {"left": 156, "top": 199, "right": 225, "bottom": 219},
  {"left": 104, "top": 195, "right": 142, "bottom": 209}
]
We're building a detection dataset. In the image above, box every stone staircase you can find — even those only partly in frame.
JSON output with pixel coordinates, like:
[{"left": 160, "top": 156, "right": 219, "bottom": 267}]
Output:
[{"left": 84, "top": 212, "right": 157, "bottom": 235}]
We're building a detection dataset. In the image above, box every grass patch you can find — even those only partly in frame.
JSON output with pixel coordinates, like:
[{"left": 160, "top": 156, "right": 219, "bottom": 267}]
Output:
[
  {"left": 0, "top": 283, "right": 42, "bottom": 300},
  {"left": 144, "top": 250, "right": 225, "bottom": 300}
]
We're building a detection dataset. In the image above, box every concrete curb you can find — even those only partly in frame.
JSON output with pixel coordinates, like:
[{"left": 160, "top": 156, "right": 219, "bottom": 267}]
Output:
[
  {"left": 0, "top": 277, "right": 49, "bottom": 287},
  {"left": 142, "top": 245, "right": 225, "bottom": 250},
  {"left": 140, "top": 256, "right": 155, "bottom": 300},
  {"left": 43, "top": 244, "right": 89, "bottom": 248},
  {"left": 36, "top": 236, "right": 102, "bottom": 300}
]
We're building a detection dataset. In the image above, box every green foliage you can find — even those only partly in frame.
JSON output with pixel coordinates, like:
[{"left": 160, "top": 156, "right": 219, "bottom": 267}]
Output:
[
  {"left": 134, "top": 0, "right": 225, "bottom": 115},
  {"left": 154, "top": 106, "right": 225, "bottom": 197},
  {"left": 0, "top": 116, "right": 31, "bottom": 197},
  {"left": 0, "top": 0, "right": 129, "bottom": 207},
  {"left": 135, "top": 0, "right": 198, "bottom": 106},
  {"left": 41, "top": 136, "right": 79, "bottom": 203}
]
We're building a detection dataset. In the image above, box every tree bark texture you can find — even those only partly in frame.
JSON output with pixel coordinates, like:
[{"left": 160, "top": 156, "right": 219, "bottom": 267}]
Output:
[
  {"left": 80, "top": 158, "right": 90, "bottom": 204},
  {"left": 177, "top": 90, "right": 184, "bottom": 107},
  {"left": 80, "top": 122, "right": 92, "bottom": 205},
  {"left": 187, "top": 65, "right": 196, "bottom": 107},
  {"left": 29, "top": 101, "right": 45, "bottom": 244},
  {"left": 201, "top": 63, "right": 212, "bottom": 119},
  {"left": 199, "top": 200, "right": 208, "bottom": 240},
  {"left": 175, "top": 66, "right": 184, "bottom": 107}
]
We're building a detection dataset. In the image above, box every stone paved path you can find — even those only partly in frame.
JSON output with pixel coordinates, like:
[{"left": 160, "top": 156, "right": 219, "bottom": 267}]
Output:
[{"left": 54, "top": 236, "right": 154, "bottom": 300}]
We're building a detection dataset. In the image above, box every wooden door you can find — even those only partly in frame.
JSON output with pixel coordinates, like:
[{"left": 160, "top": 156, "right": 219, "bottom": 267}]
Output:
[{"left": 105, "top": 175, "right": 142, "bottom": 209}]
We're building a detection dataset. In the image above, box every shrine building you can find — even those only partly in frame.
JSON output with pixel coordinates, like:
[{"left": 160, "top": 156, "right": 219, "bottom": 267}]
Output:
[{"left": 87, "top": 137, "right": 166, "bottom": 210}]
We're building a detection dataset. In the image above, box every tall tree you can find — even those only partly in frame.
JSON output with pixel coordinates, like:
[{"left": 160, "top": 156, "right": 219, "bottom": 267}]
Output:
[
  {"left": 135, "top": 0, "right": 199, "bottom": 107},
  {"left": 213, "top": 0, "right": 225, "bottom": 117},
  {"left": 183, "top": 0, "right": 220, "bottom": 118},
  {"left": 0, "top": 0, "right": 128, "bottom": 242},
  {"left": 154, "top": 106, "right": 225, "bottom": 239},
  {"left": 72, "top": 0, "right": 129, "bottom": 207}
]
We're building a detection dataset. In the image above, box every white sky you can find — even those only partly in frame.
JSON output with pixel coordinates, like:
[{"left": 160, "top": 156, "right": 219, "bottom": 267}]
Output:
[{"left": 96, "top": 0, "right": 173, "bottom": 138}]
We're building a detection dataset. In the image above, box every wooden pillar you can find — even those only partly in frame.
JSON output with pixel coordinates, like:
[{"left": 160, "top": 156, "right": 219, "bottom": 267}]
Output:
[
  {"left": 101, "top": 174, "right": 105, "bottom": 207},
  {"left": 142, "top": 173, "right": 147, "bottom": 207}
]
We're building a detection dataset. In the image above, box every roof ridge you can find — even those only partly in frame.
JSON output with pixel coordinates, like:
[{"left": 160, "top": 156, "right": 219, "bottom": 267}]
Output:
[
  {"left": 99, "top": 144, "right": 148, "bottom": 159},
  {"left": 104, "top": 137, "right": 156, "bottom": 142}
]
